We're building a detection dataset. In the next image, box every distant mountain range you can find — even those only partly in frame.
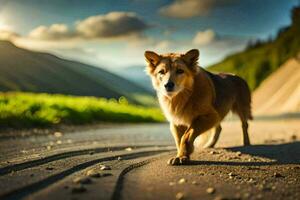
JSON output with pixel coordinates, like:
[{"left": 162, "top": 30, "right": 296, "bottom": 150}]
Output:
[
  {"left": 111, "top": 66, "right": 154, "bottom": 93},
  {"left": 0, "top": 40, "right": 154, "bottom": 105},
  {"left": 208, "top": 6, "right": 300, "bottom": 90}
]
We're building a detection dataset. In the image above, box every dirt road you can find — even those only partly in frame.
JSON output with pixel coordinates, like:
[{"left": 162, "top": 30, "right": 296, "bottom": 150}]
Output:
[{"left": 0, "top": 120, "right": 299, "bottom": 200}]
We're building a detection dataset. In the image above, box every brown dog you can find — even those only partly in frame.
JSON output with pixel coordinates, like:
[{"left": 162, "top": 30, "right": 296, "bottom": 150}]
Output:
[{"left": 145, "top": 49, "right": 252, "bottom": 165}]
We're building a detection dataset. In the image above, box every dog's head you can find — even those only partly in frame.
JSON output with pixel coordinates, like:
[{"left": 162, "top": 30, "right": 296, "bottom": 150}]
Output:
[{"left": 145, "top": 49, "right": 200, "bottom": 98}]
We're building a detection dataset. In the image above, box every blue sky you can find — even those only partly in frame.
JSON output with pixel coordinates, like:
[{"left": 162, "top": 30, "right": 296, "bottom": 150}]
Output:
[{"left": 0, "top": 0, "right": 298, "bottom": 68}]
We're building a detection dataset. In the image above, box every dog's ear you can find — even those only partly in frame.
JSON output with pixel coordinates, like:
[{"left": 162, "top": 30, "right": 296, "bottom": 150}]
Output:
[
  {"left": 182, "top": 49, "right": 199, "bottom": 66},
  {"left": 144, "top": 51, "right": 161, "bottom": 66}
]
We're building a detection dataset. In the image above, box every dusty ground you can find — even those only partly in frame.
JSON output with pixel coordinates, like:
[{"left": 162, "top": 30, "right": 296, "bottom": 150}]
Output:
[{"left": 0, "top": 119, "right": 299, "bottom": 200}]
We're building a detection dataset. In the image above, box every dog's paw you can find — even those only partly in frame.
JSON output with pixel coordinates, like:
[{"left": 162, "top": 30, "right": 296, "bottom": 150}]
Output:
[{"left": 167, "top": 156, "right": 189, "bottom": 165}]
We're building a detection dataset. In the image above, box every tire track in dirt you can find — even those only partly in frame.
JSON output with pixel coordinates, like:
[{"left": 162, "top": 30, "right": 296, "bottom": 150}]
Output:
[
  {"left": 0, "top": 145, "right": 169, "bottom": 176},
  {"left": 0, "top": 148, "right": 174, "bottom": 200}
]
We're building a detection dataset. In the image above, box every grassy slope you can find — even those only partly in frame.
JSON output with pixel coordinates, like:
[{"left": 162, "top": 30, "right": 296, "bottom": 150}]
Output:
[
  {"left": 0, "top": 41, "right": 154, "bottom": 105},
  {"left": 0, "top": 92, "right": 164, "bottom": 128},
  {"left": 208, "top": 6, "right": 300, "bottom": 90}
]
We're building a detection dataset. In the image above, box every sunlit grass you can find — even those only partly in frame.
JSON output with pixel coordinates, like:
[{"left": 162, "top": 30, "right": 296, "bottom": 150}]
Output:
[{"left": 0, "top": 92, "right": 165, "bottom": 128}]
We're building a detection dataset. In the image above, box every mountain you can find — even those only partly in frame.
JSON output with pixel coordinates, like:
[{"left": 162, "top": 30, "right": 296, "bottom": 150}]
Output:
[
  {"left": 252, "top": 57, "right": 300, "bottom": 115},
  {"left": 208, "top": 6, "right": 300, "bottom": 90},
  {"left": 111, "top": 66, "right": 154, "bottom": 93},
  {"left": 0, "top": 40, "right": 153, "bottom": 104}
]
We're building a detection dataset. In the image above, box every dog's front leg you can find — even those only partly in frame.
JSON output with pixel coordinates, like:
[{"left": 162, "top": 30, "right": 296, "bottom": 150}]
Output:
[
  {"left": 168, "top": 123, "right": 186, "bottom": 165},
  {"left": 169, "top": 112, "right": 219, "bottom": 165}
]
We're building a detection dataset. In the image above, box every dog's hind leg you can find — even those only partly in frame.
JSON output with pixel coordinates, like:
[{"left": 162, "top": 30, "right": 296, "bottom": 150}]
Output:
[
  {"left": 241, "top": 119, "right": 250, "bottom": 146},
  {"left": 203, "top": 124, "right": 222, "bottom": 148},
  {"left": 236, "top": 112, "right": 251, "bottom": 146}
]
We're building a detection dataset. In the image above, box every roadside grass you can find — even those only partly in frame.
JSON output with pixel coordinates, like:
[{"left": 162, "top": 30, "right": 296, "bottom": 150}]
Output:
[{"left": 0, "top": 92, "right": 165, "bottom": 128}]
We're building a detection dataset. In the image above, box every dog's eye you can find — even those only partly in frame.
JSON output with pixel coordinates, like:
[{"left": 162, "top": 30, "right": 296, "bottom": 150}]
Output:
[
  {"left": 158, "top": 70, "right": 165, "bottom": 75},
  {"left": 176, "top": 69, "right": 184, "bottom": 74}
]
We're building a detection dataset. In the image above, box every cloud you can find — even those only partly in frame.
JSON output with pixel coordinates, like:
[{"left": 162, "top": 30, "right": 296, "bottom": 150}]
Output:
[
  {"left": 193, "top": 29, "right": 216, "bottom": 46},
  {"left": 159, "top": 0, "right": 236, "bottom": 19},
  {"left": 28, "top": 24, "right": 73, "bottom": 40},
  {"left": 76, "top": 12, "right": 148, "bottom": 38},
  {"left": 25, "top": 12, "right": 148, "bottom": 41},
  {"left": 0, "top": 29, "right": 19, "bottom": 41}
]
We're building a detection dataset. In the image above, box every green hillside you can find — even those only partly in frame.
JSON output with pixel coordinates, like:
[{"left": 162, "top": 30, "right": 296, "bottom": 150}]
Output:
[
  {"left": 208, "top": 6, "right": 300, "bottom": 90},
  {"left": 0, "top": 41, "right": 154, "bottom": 105},
  {"left": 0, "top": 92, "right": 164, "bottom": 128}
]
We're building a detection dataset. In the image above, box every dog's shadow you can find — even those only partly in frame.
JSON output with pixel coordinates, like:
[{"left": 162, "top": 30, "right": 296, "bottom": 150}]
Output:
[{"left": 188, "top": 141, "right": 300, "bottom": 166}]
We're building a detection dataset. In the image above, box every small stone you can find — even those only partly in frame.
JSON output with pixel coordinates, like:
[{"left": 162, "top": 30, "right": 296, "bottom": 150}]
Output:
[
  {"left": 125, "top": 147, "right": 133, "bottom": 151},
  {"left": 206, "top": 187, "right": 215, "bottom": 194},
  {"left": 46, "top": 146, "right": 52, "bottom": 150},
  {"left": 100, "top": 165, "right": 111, "bottom": 170},
  {"left": 86, "top": 170, "right": 101, "bottom": 178},
  {"left": 192, "top": 181, "right": 198, "bottom": 185},
  {"left": 274, "top": 172, "right": 284, "bottom": 178},
  {"left": 169, "top": 181, "right": 175, "bottom": 186},
  {"left": 236, "top": 151, "right": 242, "bottom": 156},
  {"left": 117, "top": 156, "right": 122, "bottom": 161},
  {"left": 73, "top": 177, "right": 92, "bottom": 184},
  {"left": 175, "top": 192, "right": 184, "bottom": 200},
  {"left": 56, "top": 140, "right": 62, "bottom": 144},
  {"left": 71, "top": 185, "right": 87, "bottom": 194},
  {"left": 46, "top": 166, "right": 54, "bottom": 170},
  {"left": 228, "top": 172, "right": 237, "bottom": 177},
  {"left": 178, "top": 178, "right": 187, "bottom": 184},
  {"left": 209, "top": 151, "right": 216, "bottom": 155},
  {"left": 54, "top": 132, "right": 63, "bottom": 137},
  {"left": 198, "top": 172, "right": 205, "bottom": 176}
]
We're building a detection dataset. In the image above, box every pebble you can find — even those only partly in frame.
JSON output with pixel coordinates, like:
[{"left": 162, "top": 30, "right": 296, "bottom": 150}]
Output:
[
  {"left": 86, "top": 170, "right": 101, "bottom": 178},
  {"left": 169, "top": 181, "right": 176, "bottom": 186},
  {"left": 228, "top": 172, "right": 237, "bottom": 177},
  {"left": 192, "top": 181, "right": 198, "bottom": 185},
  {"left": 54, "top": 132, "right": 63, "bottom": 138},
  {"left": 71, "top": 185, "right": 87, "bottom": 194},
  {"left": 125, "top": 147, "right": 133, "bottom": 151},
  {"left": 236, "top": 151, "right": 242, "bottom": 156},
  {"left": 45, "top": 166, "right": 54, "bottom": 170},
  {"left": 73, "top": 177, "right": 92, "bottom": 184},
  {"left": 100, "top": 165, "right": 111, "bottom": 170},
  {"left": 117, "top": 156, "right": 122, "bottom": 161},
  {"left": 175, "top": 192, "right": 184, "bottom": 200},
  {"left": 274, "top": 172, "right": 284, "bottom": 178},
  {"left": 178, "top": 178, "right": 187, "bottom": 184},
  {"left": 206, "top": 187, "right": 215, "bottom": 194}
]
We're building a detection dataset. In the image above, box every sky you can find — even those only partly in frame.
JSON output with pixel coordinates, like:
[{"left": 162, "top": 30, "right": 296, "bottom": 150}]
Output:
[{"left": 0, "top": 0, "right": 299, "bottom": 69}]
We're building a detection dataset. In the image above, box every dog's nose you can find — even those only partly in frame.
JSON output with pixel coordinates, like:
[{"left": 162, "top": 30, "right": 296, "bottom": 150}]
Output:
[{"left": 164, "top": 82, "right": 175, "bottom": 91}]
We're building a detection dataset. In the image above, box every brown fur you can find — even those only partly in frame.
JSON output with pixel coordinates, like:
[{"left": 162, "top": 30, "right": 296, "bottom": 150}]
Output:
[{"left": 145, "top": 49, "right": 252, "bottom": 165}]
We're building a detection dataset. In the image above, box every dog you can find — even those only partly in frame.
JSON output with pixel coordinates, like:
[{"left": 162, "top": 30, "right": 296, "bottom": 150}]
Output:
[{"left": 145, "top": 49, "right": 252, "bottom": 165}]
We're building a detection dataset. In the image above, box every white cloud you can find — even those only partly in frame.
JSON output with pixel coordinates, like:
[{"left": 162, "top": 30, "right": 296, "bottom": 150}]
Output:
[
  {"left": 29, "top": 24, "right": 73, "bottom": 40},
  {"left": 25, "top": 12, "right": 148, "bottom": 41},
  {"left": 76, "top": 12, "right": 148, "bottom": 38},
  {"left": 193, "top": 29, "right": 216, "bottom": 46},
  {"left": 159, "top": 0, "right": 237, "bottom": 19},
  {"left": 0, "top": 29, "right": 19, "bottom": 41}
]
